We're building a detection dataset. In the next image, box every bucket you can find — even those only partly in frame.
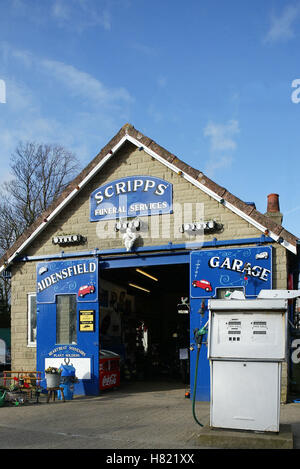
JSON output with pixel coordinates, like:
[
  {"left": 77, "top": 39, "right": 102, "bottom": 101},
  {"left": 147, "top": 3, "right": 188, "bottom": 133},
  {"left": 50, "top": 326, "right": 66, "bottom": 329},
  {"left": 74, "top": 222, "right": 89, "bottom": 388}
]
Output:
[
  {"left": 57, "top": 383, "right": 74, "bottom": 401},
  {"left": 58, "top": 362, "right": 76, "bottom": 400},
  {"left": 45, "top": 373, "right": 61, "bottom": 388}
]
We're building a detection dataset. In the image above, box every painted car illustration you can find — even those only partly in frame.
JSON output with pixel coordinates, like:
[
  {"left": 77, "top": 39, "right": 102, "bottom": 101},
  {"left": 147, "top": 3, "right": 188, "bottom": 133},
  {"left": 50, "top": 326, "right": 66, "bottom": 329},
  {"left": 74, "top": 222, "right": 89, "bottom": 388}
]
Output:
[
  {"left": 78, "top": 284, "right": 95, "bottom": 298},
  {"left": 192, "top": 279, "right": 213, "bottom": 292},
  {"left": 255, "top": 251, "right": 269, "bottom": 259},
  {"left": 38, "top": 266, "right": 48, "bottom": 275}
]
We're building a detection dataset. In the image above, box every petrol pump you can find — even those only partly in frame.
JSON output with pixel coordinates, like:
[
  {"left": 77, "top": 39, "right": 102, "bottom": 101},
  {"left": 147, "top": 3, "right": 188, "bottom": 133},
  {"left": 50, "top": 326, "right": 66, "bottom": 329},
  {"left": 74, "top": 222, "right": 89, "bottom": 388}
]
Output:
[{"left": 192, "top": 289, "right": 300, "bottom": 433}]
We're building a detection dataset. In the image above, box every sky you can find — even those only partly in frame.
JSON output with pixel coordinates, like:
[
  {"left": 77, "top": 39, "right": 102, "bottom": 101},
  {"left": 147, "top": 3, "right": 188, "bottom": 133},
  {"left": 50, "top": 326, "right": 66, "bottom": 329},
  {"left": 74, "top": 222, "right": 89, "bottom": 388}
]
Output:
[{"left": 1, "top": 0, "right": 300, "bottom": 237}]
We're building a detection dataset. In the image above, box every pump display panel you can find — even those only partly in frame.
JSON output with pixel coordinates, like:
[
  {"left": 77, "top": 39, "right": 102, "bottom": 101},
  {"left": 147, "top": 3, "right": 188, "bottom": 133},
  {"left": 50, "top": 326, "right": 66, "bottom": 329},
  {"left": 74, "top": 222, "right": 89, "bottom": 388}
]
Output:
[{"left": 208, "top": 311, "right": 286, "bottom": 360}]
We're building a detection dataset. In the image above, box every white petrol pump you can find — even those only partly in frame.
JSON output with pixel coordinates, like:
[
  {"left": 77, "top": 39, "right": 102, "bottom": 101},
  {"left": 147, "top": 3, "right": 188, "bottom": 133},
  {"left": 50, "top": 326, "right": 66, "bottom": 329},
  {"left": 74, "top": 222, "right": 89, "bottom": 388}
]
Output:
[{"left": 192, "top": 289, "right": 300, "bottom": 433}]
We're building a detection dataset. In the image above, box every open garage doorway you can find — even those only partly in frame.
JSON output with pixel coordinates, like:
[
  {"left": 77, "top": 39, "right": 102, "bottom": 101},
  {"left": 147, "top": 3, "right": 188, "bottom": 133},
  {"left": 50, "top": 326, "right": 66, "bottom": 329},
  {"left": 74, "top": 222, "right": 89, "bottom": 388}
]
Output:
[{"left": 99, "top": 263, "right": 190, "bottom": 392}]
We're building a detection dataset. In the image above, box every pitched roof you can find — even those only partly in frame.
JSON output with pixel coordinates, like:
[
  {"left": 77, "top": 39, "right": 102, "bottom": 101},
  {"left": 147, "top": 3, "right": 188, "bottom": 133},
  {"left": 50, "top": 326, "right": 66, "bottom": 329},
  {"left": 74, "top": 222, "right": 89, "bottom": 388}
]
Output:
[{"left": 0, "top": 123, "right": 298, "bottom": 272}]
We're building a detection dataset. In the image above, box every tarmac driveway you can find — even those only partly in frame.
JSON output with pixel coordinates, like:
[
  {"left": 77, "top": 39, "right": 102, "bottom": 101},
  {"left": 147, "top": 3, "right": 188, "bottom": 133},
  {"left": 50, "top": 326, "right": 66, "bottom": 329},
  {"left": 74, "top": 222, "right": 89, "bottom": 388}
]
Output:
[{"left": 0, "top": 380, "right": 299, "bottom": 450}]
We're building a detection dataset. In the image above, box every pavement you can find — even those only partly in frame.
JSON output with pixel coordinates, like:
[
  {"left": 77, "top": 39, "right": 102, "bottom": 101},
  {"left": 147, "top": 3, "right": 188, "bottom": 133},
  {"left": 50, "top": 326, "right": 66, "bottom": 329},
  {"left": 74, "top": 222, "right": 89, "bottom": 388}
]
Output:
[{"left": 0, "top": 380, "right": 299, "bottom": 450}]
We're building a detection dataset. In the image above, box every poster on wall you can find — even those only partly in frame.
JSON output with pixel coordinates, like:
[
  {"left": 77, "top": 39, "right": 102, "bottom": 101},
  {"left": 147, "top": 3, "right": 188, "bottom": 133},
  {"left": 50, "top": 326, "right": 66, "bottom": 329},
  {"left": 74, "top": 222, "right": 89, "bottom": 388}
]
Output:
[
  {"left": 190, "top": 246, "right": 272, "bottom": 298},
  {"left": 79, "top": 310, "right": 95, "bottom": 332}
]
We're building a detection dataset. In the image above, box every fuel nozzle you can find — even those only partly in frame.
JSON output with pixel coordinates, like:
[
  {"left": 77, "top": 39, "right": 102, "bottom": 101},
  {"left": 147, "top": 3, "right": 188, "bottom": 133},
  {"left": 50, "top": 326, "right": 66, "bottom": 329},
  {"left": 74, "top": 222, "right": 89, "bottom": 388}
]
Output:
[{"left": 193, "top": 320, "right": 209, "bottom": 346}]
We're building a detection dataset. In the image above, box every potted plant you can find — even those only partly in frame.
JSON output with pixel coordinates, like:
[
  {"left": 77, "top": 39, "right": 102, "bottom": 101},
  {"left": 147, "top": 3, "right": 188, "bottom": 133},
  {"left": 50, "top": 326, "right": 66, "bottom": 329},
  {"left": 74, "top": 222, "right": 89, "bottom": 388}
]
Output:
[{"left": 45, "top": 366, "right": 62, "bottom": 388}]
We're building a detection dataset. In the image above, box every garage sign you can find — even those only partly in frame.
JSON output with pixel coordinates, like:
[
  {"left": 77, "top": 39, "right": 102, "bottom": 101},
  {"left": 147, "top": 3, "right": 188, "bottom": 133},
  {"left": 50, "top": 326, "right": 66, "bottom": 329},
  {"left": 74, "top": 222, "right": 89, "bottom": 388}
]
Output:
[{"left": 190, "top": 246, "right": 272, "bottom": 298}]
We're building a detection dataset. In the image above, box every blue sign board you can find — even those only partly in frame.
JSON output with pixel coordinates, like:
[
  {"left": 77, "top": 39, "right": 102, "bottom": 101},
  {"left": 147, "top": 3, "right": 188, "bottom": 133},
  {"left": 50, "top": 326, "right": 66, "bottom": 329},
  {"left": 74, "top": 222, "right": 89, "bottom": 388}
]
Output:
[
  {"left": 190, "top": 246, "right": 272, "bottom": 299},
  {"left": 189, "top": 246, "right": 273, "bottom": 403},
  {"left": 90, "top": 176, "right": 173, "bottom": 221},
  {"left": 36, "top": 258, "right": 99, "bottom": 396},
  {"left": 37, "top": 259, "right": 98, "bottom": 304}
]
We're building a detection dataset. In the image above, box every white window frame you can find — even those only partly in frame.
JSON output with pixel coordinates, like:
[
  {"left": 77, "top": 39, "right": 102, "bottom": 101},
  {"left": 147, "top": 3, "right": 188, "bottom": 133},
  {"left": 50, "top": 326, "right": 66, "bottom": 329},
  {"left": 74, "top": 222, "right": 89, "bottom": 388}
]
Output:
[{"left": 27, "top": 292, "right": 37, "bottom": 347}]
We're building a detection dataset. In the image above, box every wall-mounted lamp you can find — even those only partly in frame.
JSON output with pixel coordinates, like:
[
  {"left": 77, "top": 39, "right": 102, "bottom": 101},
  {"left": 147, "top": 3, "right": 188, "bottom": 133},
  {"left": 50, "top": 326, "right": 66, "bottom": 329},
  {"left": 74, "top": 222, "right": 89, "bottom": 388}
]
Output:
[
  {"left": 115, "top": 219, "right": 141, "bottom": 232},
  {"left": 52, "top": 234, "right": 85, "bottom": 245},
  {"left": 179, "top": 220, "right": 222, "bottom": 233}
]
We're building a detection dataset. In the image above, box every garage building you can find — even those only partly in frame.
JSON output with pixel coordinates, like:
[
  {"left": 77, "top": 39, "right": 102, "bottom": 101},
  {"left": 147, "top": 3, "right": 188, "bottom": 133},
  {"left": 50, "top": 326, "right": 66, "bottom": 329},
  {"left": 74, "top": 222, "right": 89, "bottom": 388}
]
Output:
[{"left": 1, "top": 124, "right": 299, "bottom": 402}]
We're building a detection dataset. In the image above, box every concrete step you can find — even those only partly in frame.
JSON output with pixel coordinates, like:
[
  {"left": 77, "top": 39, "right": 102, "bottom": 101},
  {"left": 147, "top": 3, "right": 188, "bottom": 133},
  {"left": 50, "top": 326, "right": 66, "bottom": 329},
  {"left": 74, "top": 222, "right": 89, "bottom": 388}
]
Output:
[{"left": 194, "top": 424, "right": 293, "bottom": 449}]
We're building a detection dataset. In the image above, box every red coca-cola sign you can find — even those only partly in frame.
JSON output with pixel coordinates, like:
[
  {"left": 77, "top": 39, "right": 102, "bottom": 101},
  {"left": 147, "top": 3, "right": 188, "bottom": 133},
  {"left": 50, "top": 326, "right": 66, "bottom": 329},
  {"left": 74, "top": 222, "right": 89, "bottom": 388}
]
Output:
[
  {"left": 102, "top": 374, "right": 117, "bottom": 387},
  {"left": 99, "top": 355, "right": 120, "bottom": 390},
  {"left": 100, "top": 371, "right": 120, "bottom": 390}
]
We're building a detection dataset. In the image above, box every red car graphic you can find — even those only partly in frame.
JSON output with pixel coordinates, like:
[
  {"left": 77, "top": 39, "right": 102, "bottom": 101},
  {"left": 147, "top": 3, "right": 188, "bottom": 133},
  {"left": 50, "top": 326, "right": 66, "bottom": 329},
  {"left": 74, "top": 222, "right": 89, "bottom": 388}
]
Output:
[
  {"left": 78, "top": 285, "right": 95, "bottom": 298},
  {"left": 192, "top": 279, "right": 212, "bottom": 292}
]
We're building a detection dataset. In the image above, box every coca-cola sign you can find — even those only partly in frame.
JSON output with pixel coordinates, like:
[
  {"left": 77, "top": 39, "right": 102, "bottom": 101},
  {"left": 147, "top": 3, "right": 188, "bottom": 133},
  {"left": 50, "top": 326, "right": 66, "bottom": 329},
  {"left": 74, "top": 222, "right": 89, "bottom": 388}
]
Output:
[{"left": 102, "top": 374, "right": 117, "bottom": 387}]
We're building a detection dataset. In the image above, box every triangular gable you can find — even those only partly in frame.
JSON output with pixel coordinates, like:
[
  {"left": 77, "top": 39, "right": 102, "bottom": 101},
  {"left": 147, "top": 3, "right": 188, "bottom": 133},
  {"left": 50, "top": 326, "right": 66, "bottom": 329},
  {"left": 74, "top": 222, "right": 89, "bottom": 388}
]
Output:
[{"left": 0, "top": 123, "right": 298, "bottom": 272}]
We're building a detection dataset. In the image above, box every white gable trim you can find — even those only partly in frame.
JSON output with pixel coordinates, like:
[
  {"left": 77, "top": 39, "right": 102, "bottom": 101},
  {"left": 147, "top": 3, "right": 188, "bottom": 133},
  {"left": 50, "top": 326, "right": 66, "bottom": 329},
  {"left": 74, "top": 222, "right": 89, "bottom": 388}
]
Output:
[{"left": 0, "top": 134, "right": 296, "bottom": 273}]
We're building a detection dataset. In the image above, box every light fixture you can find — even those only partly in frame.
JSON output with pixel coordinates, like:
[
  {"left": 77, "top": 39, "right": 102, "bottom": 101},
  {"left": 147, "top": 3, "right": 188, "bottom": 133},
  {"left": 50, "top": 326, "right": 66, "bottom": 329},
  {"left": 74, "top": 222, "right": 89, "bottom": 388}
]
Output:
[
  {"left": 115, "top": 219, "right": 141, "bottom": 232},
  {"left": 179, "top": 220, "right": 221, "bottom": 233},
  {"left": 136, "top": 268, "right": 158, "bottom": 282},
  {"left": 52, "top": 234, "right": 85, "bottom": 245},
  {"left": 129, "top": 283, "right": 150, "bottom": 293}
]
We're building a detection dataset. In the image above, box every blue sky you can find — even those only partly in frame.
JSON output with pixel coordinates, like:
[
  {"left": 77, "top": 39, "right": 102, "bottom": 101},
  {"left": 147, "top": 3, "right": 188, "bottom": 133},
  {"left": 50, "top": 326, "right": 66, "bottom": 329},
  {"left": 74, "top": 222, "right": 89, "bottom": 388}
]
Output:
[{"left": 1, "top": 0, "right": 300, "bottom": 236}]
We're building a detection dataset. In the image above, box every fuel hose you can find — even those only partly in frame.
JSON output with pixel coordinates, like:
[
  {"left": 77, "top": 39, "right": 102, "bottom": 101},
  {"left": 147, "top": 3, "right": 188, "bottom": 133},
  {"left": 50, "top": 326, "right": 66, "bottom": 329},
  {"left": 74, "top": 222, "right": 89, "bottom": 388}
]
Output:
[
  {"left": 192, "top": 320, "right": 209, "bottom": 427},
  {"left": 192, "top": 335, "right": 204, "bottom": 427}
]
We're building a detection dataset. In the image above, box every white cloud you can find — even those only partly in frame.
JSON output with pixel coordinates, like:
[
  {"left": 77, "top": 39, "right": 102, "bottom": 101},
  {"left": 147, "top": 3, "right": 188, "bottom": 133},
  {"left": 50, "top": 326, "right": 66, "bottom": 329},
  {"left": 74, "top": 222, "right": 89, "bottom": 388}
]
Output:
[
  {"left": 0, "top": 43, "right": 133, "bottom": 109},
  {"left": 148, "top": 103, "right": 164, "bottom": 123},
  {"left": 203, "top": 119, "right": 239, "bottom": 177},
  {"left": 52, "top": 0, "right": 69, "bottom": 22},
  {"left": 204, "top": 155, "right": 234, "bottom": 177},
  {"left": 7, "top": 0, "right": 113, "bottom": 32},
  {"left": 0, "top": 42, "right": 34, "bottom": 68},
  {"left": 204, "top": 119, "right": 239, "bottom": 152},
  {"left": 51, "top": 0, "right": 112, "bottom": 32},
  {"left": 0, "top": 44, "right": 134, "bottom": 175},
  {"left": 131, "top": 42, "right": 157, "bottom": 56},
  {"left": 157, "top": 76, "right": 167, "bottom": 88},
  {"left": 264, "top": 3, "right": 300, "bottom": 44},
  {"left": 41, "top": 59, "right": 133, "bottom": 107}
]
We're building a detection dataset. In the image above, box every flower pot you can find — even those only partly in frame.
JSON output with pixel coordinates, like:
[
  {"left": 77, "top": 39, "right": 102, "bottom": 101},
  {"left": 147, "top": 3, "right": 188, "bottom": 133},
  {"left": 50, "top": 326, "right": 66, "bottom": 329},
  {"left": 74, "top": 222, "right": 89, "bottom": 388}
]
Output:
[{"left": 45, "top": 373, "right": 61, "bottom": 388}]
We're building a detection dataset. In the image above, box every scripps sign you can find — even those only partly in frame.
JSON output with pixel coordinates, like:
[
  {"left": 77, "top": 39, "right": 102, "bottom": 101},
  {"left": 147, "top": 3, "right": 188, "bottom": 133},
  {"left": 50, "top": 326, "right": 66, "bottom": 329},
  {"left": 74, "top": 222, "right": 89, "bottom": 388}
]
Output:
[{"left": 90, "top": 176, "right": 173, "bottom": 221}]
